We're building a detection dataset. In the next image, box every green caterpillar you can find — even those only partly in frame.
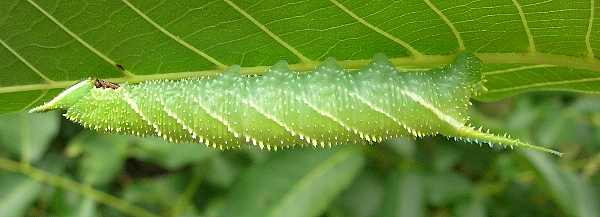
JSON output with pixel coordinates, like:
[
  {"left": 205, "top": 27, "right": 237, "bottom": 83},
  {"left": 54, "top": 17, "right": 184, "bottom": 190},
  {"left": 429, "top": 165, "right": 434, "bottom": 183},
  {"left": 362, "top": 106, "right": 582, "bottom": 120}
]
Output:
[{"left": 30, "top": 52, "right": 563, "bottom": 156}]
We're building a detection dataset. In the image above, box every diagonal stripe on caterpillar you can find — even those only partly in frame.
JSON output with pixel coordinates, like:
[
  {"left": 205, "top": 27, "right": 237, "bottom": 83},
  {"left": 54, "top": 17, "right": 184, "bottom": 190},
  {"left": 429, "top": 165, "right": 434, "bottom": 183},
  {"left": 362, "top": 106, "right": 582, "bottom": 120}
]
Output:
[{"left": 30, "top": 52, "right": 563, "bottom": 156}]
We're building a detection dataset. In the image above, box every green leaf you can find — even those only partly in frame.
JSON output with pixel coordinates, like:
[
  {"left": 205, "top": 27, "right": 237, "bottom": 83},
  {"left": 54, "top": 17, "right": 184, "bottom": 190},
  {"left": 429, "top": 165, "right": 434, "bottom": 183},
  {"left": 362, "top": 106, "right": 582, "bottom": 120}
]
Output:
[
  {"left": 0, "top": 111, "right": 59, "bottom": 163},
  {"left": 0, "top": 171, "right": 43, "bottom": 217},
  {"left": 425, "top": 173, "right": 473, "bottom": 206},
  {"left": 66, "top": 132, "right": 129, "bottom": 186},
  {"left": 333, "top": 171, "right": 385, "bottom": 217},
  {"left": 378, "top": 170, "right": 426, "bottom": 217},
  {"left": 219, "top": 146, "right": 365, "bottom": 217},
  {"left": 128, "top": 136, "right": 218, "bottom": 170},
  {"left": 453, "top": 196, "right": 487, "bottom": 217},
  {"left": 520, "top": 150, "right": 600, "bottom": 217},
  {"left": 1, "top": 1, "right": 599, "bottom": 114}
]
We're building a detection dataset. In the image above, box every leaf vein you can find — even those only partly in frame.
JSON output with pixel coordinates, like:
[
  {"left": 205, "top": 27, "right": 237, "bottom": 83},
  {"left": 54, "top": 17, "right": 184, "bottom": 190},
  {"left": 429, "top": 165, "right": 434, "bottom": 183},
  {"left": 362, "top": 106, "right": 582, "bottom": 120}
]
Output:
[
  {"left": 222, "top": 0, "right": 311, "bottom": 63},
  {"left": 511, "top": 0, "right": 537, "bottom": 52},
  {"left": 329, "top": 0, "right": 422, "bottom": 56},
  {"left": 487, "top": 77, "right": 600, "bottom": 93},
  {"left": 27, "top": 0, "right": 120, "bottom": 75},
  {"left": 423, "top": 0, "right": 465, "bottom": 50},
  {"left": 120, "top": 0, "right": 227, "bottom": 69},
  {"left": 485, "top": 64, "right": 561, "bottom": 75},
  {"left": 0, "top": 38, "right": 52, "bottom": 83},
  {"left": 585, "top": 0, "right": 596, "bottom": 59}
]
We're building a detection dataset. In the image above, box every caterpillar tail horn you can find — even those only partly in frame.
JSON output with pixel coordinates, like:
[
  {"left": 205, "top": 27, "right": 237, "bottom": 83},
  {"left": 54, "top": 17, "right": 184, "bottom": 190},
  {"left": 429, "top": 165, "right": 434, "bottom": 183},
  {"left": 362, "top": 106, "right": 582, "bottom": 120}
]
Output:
[{"left": 455, "top": 126, "right": 564, "bottom": 157}]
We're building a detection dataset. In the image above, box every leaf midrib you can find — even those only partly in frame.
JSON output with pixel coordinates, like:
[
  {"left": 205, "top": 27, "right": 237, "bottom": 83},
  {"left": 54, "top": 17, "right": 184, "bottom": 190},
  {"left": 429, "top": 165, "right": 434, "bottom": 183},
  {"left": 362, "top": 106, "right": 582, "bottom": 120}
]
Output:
[{"left": 2, "top": 52, "right": 599, "bottom": 95}]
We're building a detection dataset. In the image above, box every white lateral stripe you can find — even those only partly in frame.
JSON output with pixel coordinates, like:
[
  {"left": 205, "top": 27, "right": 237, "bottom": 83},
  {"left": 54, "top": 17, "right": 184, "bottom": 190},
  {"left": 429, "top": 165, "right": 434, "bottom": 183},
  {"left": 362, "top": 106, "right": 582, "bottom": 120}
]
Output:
[
  {"left": 192, "top": 97, "right": 243, "bottom": 141},
  {"left": 241, "top": 98, "right": 311, "bottom": 145},
  {"left": 123, "top": 93, "right": 164, "bottom": 136},
  {"left": 400, "top": 90, "right": 462, "bottom": 129},
  {"left": 158, "top": 97, "right": 199, "bottom": 140},
  {"left": 296, "top": 96, "right": 352, "bottom": 132}
]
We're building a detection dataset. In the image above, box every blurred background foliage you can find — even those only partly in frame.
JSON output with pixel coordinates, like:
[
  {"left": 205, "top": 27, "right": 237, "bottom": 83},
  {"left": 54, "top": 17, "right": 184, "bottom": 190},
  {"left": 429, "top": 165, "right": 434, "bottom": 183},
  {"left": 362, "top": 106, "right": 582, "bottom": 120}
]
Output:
[{"left": 0, "top": 92, "right": 598, "bottom": 216}]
